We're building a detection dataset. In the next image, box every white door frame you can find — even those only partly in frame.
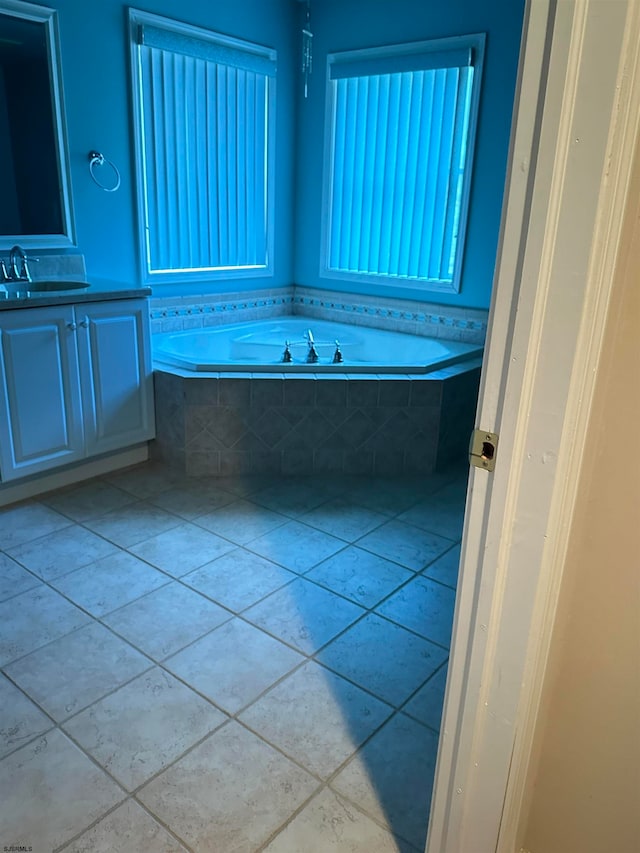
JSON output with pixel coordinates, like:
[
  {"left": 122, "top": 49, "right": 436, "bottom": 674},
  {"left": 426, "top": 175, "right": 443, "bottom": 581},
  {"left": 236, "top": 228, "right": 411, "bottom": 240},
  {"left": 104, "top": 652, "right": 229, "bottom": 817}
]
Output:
[{"left": 426, "top": 1, "right": 640, "bottom": 851}]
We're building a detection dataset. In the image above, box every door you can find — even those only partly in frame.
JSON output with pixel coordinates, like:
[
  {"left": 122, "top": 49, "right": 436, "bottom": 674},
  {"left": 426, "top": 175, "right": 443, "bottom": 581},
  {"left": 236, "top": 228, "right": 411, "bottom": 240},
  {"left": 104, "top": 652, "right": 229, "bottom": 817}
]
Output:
[
  {"left": 426, "top": 1, "right": 640, "bottom": 850},
  {"left": 77, "top": 299, "right": 155, "bottom": 456},
  {"left": 0, "top": 305, "right": 84, "bottom": 481}
]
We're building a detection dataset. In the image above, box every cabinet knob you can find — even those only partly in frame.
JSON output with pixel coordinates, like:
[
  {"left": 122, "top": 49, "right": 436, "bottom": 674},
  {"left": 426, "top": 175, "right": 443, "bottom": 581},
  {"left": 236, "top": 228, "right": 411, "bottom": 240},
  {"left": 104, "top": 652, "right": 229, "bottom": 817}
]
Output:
[
  {"left": 67, "top": 322, "right": 77, "bottom": 331},
  {"left": 79, "top": 318, "right": 89, "bottom": 328}
]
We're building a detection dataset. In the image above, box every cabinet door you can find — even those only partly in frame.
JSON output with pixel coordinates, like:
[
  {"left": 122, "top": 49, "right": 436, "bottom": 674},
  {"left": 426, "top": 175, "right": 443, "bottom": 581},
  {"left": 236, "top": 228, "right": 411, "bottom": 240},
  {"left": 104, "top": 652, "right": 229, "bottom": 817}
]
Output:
[
  {"left": 0, "top": 306, "right": 84, "bottom": 481},
  {"left": 77, "top": 299, "right": 155, "bottom": 456}
]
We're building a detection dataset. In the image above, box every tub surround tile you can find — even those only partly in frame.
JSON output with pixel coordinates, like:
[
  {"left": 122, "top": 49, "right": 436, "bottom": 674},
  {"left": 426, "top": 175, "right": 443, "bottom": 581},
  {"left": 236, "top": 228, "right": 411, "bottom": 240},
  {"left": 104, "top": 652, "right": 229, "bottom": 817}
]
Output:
[
  {"left": 264, "top": 787, "right": 412, "bottom": 853},
  {"left": 317, "top": 613, "right": 448, "bottom": 707},
  {"left": 244, "top": 578, "right": 365, "bottom": 655},
  {"left": 138, "top": 721, "right": 319, "bottom": 852},
  {"left": 128, "top": 521, "right": 236, "bottom": 576},
  {"left": 0, "top": 552, "right": 40, "bottom": 601},
  {"left": 375, "top": 575, "right": 457, "bottom": 649},
  {"left": 239, "top": 661, "right": 392, "bottom": 780},
  {"left": 0, "top": 501, "right": 71, "bottom": 550},
  {"left": 63, "top": 668, "right": 226, "bottom": 791},
  {"left": 0, "top": 586, "right": 90, "bottom": 667},
  {"left": 0, "top": 729, "right": 125, "bottom": 852},
  {"left": 183, "top": 549, "right": 295, "bottom": 612},
  {"left": 103, "top": 582, "right": 231, "bottom": 661},
  {"left": 7, "top": 524, "right": 118, "bottom": 581},
  {"left": 58, "top": 799, "right": 189, "bottom": 853},
  {"left": 330, "top": 713, "right": 440, "bottom": 851},
  {"left": 51, "top": 551, "right": 170, "bottom": 618},
  {"left": 4, "top": 622, "right": 151, "bottom": 722},
  {"left": 306, "top": 547, "right": 413, "bottom": 609},
  {"left": 165, "top": 618, "right": 304, "bottom": 714},
  {"left": 0, "top": 673, "right": 53, "bottom": 759}
]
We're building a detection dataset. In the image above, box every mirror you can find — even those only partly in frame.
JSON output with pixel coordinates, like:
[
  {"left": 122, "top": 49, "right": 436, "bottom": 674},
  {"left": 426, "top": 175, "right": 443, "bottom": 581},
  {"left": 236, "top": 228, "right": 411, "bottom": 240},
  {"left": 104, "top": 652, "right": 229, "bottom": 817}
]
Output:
[{"left": 0, "top": 0, "right": 75, "bottom": 249}]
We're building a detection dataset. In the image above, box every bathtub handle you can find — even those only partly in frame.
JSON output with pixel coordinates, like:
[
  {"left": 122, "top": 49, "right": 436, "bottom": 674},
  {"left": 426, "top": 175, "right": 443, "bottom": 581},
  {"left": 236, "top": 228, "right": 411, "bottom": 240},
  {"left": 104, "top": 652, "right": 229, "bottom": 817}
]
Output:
[
  {"left": 332, "top": 340, "right": 343, "bottom": 364},
  {"left": 282, "top": 341, "right": 293, "bottom": 363}
]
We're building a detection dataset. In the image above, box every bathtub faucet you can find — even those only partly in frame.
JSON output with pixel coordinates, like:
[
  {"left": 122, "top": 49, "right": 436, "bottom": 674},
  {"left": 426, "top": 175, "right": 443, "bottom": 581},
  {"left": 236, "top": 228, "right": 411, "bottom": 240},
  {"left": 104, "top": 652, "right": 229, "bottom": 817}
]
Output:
[{"left": 305, "top": 329, "right": 319, "bottom": 363}]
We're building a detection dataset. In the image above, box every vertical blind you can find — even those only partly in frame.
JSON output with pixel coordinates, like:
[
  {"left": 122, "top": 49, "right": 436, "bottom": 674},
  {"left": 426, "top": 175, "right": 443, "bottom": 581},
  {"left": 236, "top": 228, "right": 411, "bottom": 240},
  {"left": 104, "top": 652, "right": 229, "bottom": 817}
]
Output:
[
  {"left": 327, "top": 52, "right": 475, "bottom": 285},
  {"left": 136, "top": 25, "right": 275, "bottom": 274}
]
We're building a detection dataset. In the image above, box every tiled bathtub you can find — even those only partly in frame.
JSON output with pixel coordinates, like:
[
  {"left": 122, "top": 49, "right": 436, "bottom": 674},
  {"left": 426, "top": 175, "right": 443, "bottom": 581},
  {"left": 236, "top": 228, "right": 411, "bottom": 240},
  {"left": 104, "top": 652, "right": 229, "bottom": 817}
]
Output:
[{"left": 152, "top": 362, "right": 482, "bottom": 477}]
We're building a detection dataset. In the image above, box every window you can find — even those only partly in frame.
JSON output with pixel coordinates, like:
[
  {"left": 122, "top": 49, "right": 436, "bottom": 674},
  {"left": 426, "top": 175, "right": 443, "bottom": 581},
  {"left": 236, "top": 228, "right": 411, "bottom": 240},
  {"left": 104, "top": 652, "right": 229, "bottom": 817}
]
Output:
[
  {"left": 129, "top": 10, "right": 276, "bottom": 282},
  {"left": 322, "top": 35, "right": 484, "bottom": 293}
]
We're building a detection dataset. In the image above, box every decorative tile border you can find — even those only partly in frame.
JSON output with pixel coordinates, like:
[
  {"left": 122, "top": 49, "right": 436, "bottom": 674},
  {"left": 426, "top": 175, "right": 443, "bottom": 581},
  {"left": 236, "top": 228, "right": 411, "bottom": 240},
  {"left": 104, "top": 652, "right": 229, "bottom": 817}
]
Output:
[
  {"left": 293, "top": 287, "right": 488, "bottom": 345},
  {"left": 147, "top": 284, "right": 488, "bottom": 344},
  {"left": 149, "top": 288, "right": 294, "bottom": 334}
]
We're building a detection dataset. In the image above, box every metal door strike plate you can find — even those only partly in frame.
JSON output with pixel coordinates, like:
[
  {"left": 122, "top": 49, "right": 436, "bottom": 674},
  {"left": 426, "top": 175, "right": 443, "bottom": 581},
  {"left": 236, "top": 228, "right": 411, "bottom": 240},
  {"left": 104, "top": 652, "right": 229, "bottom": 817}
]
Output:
[{"left": 469, "top": 429, "right": 499, "bottom": 471}]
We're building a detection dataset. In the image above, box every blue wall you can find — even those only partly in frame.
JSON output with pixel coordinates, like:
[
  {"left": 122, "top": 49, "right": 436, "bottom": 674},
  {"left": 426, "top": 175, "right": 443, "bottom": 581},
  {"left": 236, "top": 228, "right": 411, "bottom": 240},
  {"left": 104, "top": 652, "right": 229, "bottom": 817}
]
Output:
[
  {"left": 36, "top": 0, "right": 523, "bottom": 308},
  {"left": 44, "top": 0, "right": 297, "bottom": 295},
  {"left": 294, "top": 0, "right": 525, "bottom": 310}
]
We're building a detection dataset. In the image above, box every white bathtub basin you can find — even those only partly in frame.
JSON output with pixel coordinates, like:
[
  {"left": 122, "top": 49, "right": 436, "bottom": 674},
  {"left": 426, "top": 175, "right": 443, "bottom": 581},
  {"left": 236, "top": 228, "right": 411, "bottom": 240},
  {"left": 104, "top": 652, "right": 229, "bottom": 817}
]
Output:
[{"left": 153, "top": 317, "right": 482, "bottom": 374}]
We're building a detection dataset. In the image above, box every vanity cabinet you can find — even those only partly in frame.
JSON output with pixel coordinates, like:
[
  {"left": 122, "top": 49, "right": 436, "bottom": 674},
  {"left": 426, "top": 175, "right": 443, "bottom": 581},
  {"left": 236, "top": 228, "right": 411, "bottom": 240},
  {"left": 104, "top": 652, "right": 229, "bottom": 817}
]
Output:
[{"left": 0, "top": 298, "right": 155, "bottom": 482}]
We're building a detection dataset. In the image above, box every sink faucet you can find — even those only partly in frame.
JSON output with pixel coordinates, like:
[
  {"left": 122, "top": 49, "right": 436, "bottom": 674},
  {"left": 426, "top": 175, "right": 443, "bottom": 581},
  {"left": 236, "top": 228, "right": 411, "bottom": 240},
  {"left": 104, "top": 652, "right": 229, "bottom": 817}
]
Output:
[{"left": 9, "top": 245, "right": 33, "bottom": 282}]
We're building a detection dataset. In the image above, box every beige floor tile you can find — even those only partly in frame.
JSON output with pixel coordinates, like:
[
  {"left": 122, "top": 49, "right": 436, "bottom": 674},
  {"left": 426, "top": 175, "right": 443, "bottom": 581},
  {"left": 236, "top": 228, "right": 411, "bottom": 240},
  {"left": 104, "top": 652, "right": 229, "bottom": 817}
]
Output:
[
  {"left": 306, "top": 547, "right": 413, "bottom": 608},
  {"left": 42, "top": 479, "right": 137, "bottom": 522},
  {"left": 331, "top": 714, "right": 439, "bottom": 851},
  {"left": 0, "top": 586, "right": 90, "bottom": 667},
  {"left": 7, "top": 524, "right": 118, "bottom": 581},
  {"left": 83, "top": 502, "right": 183, "bottom": 548},
  {"left": 300, "top": 498, "right": 388, "bottom": 542},
  {"left": 193, "top": 499, "right": 289, "bottom": 545},
  {"left": 376, "top": 575, "right": 456, "bottom": 648},
  {"left": 165, "top": 617, "right": 303, "bottom": 713},
  {"left": 0, "top": 673, "right": 52, "bottom": 759},
  {"left": 0, "top": 501, "right": 71, "bottom": 550},
  {"left": 63, "top": 667, "right": 226, "bottom": 791},
  {"left": 264, "top": 787, "right": 414, "bottom": 852},
  {"left": 104, "top": 582, "right": 231, "bottom": 660},
  {"left": 149, "top": 480, "right": 237, "bottom": 519},
  {"left": 246, "top": 520, "right": 346, "bottom": 573},
  {"left": 0, "top": 552, "right": 40, "bottom": 601},
  {"left": 183, "top": 548, "right": 295, "bottom": 612},
  {"left": 51, "top": 551, "right": 170, "bottom": 617},
  {"left": 357, "top": 520, "right": 453, "bottom": 571},
  {"left": 0, "top": 729, "right": 124, "bottom": 851},
  {"left": 422, "top": 544, "right": 460, "bottom": 589},
  {"left": 128, "top": 522, "right": 235, "bottom": 576},
  {"left": 244, "top": 578, "right": 365, "bottom": 654},
  {"left": 59, "top": 799, "right": 188, "bottom": 852},
  {"left": 239, "top": 661, "right": 392, "bottom": 779},
  {"left": 317, "top": 614, "right": 447, "bottom": 707},
  {"left": 5, "top": 622, "right": 151, "bottom": 721},
  {"left": 403, "top": 666, "right": 448, "bottom": 732},
  {"left": 138, "top": 721, "right": 320, "bottom": 851},
  {"left": 104, "top": 462, "right": 183, "bottom": 499}
]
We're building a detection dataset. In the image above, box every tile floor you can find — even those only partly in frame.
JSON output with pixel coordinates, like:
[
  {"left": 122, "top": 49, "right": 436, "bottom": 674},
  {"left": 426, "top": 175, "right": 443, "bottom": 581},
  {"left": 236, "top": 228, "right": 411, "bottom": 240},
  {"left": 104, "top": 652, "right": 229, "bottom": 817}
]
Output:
[{"left": 0, "top": 461, "right": 467, "bottom": 853}]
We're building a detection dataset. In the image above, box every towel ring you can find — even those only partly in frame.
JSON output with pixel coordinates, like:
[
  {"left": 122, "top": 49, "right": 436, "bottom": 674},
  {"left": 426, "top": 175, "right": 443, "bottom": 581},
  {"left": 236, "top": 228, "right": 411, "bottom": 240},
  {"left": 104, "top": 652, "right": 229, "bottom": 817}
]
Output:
[{"left": 88, "top": 151, "right": 121, "bottom": 192}]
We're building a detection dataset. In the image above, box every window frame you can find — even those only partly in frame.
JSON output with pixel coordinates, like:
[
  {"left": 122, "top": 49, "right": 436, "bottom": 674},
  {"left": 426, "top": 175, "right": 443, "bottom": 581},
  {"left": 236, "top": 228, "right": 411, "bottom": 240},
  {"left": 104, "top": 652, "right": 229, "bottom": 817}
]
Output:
[
  {"left": 320, "top": 34, "right": 485, "bottom": 295},
  {"left": 128, "top": 8, "right": 277, "bottom": 285}
]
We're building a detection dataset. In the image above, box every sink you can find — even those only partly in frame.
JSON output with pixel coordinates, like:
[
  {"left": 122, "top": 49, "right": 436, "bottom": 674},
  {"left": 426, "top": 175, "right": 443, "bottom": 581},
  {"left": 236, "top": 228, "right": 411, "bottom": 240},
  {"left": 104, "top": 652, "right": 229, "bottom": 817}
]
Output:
[{"left": 26, "top": 280, "right": 90, "bottom": 293}]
